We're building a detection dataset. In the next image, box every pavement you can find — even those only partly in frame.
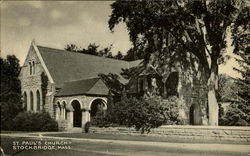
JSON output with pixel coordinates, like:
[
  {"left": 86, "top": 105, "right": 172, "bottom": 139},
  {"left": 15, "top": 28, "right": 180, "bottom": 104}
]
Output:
[{"left": 1, "top": 132, "right": 250, "bottom": 156}]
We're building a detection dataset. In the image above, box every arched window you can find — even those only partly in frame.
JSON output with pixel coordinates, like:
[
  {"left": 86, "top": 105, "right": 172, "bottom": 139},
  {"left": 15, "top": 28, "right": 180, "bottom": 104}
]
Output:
[
  {"left": 29, "top": 62, "right": 32, "bottom": 75},
  {"left": 23, "top": 92, "right": 27, "bottom": 111},
  {"left": 36, "top": 90, "right": 40, "bottom": 111},
  {"left": 30, "top": 91, "right": 34, "bottom": 111},
  {"left": 32, "top": 61, "right": 35, "bottom": 75}
]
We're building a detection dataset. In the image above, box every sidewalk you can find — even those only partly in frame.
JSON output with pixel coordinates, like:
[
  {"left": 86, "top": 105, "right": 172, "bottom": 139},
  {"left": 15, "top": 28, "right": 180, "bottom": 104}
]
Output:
[{"left": 1, "top": 132, "right": 250, "bottom": 154}]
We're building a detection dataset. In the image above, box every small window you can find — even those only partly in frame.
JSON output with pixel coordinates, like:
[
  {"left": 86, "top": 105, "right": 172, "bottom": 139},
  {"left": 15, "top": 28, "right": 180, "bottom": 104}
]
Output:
[
  {"left": 29, "top": 62, "right": 32, "bottom": 75},
  {"left": 32, "top": 61, "right": 35, "bottom": 74}
]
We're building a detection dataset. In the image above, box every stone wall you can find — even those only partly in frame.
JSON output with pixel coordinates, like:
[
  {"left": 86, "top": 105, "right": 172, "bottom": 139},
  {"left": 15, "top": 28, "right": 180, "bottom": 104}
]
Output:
[
  {"left": 89, "top": 126, "right": 250, "bottom": 143},
  {"left": 19, "top": 44, "right": 55, "bottom": 117},
  {"left": 179, "top": 71, "right": 208, "bottom": 125}
]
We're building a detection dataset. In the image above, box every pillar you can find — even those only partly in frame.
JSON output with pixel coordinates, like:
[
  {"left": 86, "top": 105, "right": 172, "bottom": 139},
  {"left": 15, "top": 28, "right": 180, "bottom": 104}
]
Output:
[
  {"left": 68, "top": 111, "right": 74, "bottom": 129},
  {"left": 81, "top": 110, "right": 90, "bottom": 128}
]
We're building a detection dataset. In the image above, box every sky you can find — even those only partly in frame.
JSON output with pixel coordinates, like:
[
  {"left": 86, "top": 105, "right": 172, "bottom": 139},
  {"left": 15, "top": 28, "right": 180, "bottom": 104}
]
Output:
[{"left": 1, "top": 1, "right": 241, "bottom": 78}]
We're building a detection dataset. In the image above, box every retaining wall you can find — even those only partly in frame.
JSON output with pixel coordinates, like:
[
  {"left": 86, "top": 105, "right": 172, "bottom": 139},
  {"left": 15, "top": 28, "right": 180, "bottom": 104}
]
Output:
[{"left": 90, "top": 125, "right": 250, "bottom": 143}]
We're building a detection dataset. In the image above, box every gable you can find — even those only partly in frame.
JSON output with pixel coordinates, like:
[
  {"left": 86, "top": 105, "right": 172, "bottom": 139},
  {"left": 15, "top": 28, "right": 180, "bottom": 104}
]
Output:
[
  {"left": 19, "top": 44, "right": 44, "bottom": 79},
  {"left": 19, "top": 41, "right": 54, "bottom": 84}
]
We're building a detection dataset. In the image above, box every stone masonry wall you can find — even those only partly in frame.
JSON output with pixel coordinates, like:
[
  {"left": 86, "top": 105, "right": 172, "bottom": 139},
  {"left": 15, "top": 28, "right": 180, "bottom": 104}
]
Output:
[
  {"left": 19, "top": 45, "right": 55, "bottom": 116},
  {"left": 90, "top": 126, "right": 250, "bottom": 143},
  {"left": 179, "top": 71, "right": 208, "bottom": 125}
]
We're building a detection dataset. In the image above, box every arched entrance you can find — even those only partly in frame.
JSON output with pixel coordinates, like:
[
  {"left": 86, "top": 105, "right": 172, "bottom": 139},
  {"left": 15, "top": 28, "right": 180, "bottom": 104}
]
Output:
[
  {"left": 90, "top": 99, "right": 107, "bottom": 120},
  {"left": 190, "top": 104, "right": 202, "bottom": 125},
  {"left": 71, "top": 100, "right": 82, "bottom": 127}
]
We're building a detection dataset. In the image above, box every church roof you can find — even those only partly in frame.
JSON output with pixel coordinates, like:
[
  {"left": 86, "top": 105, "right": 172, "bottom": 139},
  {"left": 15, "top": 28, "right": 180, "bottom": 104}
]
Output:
[
  {"left": 37, "top": 46, "right": 140, "bottom": 88},
  {"left": 56, "top": 78, "right": 109, "bottom": 97}
]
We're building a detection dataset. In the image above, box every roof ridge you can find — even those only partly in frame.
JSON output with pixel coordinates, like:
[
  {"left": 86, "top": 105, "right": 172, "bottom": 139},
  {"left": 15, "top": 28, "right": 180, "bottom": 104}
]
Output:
[
  {"left": 63, "top": 77, "right": 100, "bottom": 84},
  {"left": 37, "top": 45, "right": 131, "bottom": 63}
]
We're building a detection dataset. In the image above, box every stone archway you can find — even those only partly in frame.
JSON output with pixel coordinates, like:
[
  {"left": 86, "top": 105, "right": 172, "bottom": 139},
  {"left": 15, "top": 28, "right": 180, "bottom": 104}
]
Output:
[
  {"left": 89, "top": 99, "right": 107, "bottom": 121},
  {"left": 71, "top": 100, "right": 82, "bottom": 127},
  {"left": 190, "top": 104, "right": 202, "bottom": 125}
]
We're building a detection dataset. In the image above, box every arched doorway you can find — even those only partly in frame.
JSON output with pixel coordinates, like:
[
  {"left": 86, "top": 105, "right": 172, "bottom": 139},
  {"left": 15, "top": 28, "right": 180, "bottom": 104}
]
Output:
[
  {"left": 90, "top": 99, "right": 107, "bottom": 120},
  {"left": 71, "top": 100, "right": 82, "bottom": 127},
  {"left": 190, "top": 104, "right": 202, "bottom": 125}
]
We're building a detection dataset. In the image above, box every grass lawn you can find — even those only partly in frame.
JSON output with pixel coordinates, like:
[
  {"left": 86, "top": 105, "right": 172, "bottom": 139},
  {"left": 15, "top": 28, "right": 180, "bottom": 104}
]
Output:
[{"left": 45, "top": 132, "right": 250, "bottom": 145}]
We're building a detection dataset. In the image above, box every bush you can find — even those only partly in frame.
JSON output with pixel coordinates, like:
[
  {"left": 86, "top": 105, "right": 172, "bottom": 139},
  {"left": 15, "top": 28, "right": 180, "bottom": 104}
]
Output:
[
  {"left": 12, "top": 111, "right": 58, "bottom": 131},
  {"left": 220, "top": 102, "right": 250, "bottom": 126},
  {"left": 158, "top": 96, "right": 186, "bottom": 125},
  {"left": 84, "top": 122, "right": 91, "bottom": 133},
  {"left": 1, "top": 92, "right": 23, "bottom": 130},
  {"left": 102, "top": 96, "right": 184, "bottom": 134},
  {"left": 91, "top": 109, "right": 109, "bottom": 128}
]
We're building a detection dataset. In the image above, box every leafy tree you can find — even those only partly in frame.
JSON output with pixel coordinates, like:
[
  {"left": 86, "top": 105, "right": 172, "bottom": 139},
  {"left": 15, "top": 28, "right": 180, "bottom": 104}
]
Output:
[
  {"left": 221, "top": 12, "right": 250, "bottom": 126},
  {"left": 65, "top": 44, "right": 80, "bottom": 52},
  {"left": 0, "top": 55, "right": 23, "bottom": 130},
  {"left": 109, "top": 0, "right": 249, "bottom": 125},
  {"left": 114, "top": 51, "right": 124, "bottom": 60},
  {"left": 98, "top": 73, "right": 124, "bottom": 96},
  {"left": 123, "top": 47, "right": 146, "bottom": 61},
  {"left": 217, "top": 74, "right": 238, "bottom": 103},
  {"left": 65, "top": 43, "right": 116, "bottom": 58}
]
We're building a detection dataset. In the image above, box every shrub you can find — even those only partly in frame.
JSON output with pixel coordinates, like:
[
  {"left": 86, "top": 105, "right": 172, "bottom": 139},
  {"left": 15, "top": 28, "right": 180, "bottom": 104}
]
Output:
[
  {"left": 12, "top": 111, "right": 58, "bottom": 131},
  {"left": 84, "top": 122, "right": 91, "bottom": 133},
  {"left": 1, "top": 92, "right": 23, "bottom": 130},
  {"left": 91, "top": 109, "right": 108, "bottom": 128},
  {"left": 102, "top": 96, "right": 184, "bottom": 134},
  {"left": 220, "top": 102, "right": 250, "bottom": 126}
]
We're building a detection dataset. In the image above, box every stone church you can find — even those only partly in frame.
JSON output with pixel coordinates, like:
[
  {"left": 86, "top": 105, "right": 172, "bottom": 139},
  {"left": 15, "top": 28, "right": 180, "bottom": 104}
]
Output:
[{"left": 19, "top": 41, "right": 208, "bottom": 131}]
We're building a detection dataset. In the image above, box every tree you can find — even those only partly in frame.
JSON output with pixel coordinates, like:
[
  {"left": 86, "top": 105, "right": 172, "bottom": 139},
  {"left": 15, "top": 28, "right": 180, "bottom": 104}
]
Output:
[
  {"left": 109, "top": 0, "right": 249, "bottom": 125},
  {"left": 65, "top": 43, "right": 116, "bottom": 58},
  {"left": 217, "top": 74, "right": 238, "bottom": 103},
  {"left": 222, "top": 9, "right": 250, "bottom": 125},
  {"left": 0, "top": 55, "right": 23, "bottom": 130},
  {"left": 114, "top": 51, "right": 124, "bottom": 60},
  {"left": 65, "top": 44, "right": 80, "bottom": 52}
]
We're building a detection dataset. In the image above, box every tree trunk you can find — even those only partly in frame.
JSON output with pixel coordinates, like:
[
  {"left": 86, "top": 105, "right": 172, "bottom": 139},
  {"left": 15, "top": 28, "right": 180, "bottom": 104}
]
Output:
[{"left": 207, "top": 62, "right": 219, "bottom": 126}]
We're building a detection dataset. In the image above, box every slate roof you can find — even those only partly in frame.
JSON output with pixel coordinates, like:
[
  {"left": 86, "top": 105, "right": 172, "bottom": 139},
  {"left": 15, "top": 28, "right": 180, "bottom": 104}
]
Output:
[
  {"left": 37, "top": 46, "right": 140, "bottom": 88},
  {"left": 56, "top": 78, "right": 109, "bottom": 97}
]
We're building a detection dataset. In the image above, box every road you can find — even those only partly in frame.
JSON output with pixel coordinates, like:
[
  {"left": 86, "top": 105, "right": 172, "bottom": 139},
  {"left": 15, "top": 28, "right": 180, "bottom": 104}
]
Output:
[{"left": 1, "top": 133, "right": 250, "bottom": 156}]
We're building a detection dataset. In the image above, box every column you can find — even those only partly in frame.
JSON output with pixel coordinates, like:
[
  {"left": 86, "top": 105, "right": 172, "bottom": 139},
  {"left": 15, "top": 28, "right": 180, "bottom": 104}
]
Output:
[
  {"left": 55, "top": 107, "right": 59, "bottom": 120},
  {"left": 68, "top": 111, "right": 73, "bottom": 129},
  {"left": 61, "top": 108, "right": 65, "bottom": 120},
  {"left": 82, "top": 110, "right": 90, "bottom": 128}
]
